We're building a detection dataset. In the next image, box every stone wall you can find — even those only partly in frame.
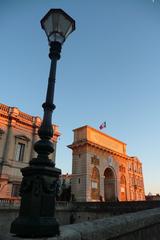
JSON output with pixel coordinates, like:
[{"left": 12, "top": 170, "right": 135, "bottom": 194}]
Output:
[
  {"left": 0, "top": 200, "right": 160, "bottom": 237},
  {"left": 0, "top": 209, "right": 18, "bottom": 236},
  {"left": 1, "top": 208, "right": 160, "bottom": 240}
]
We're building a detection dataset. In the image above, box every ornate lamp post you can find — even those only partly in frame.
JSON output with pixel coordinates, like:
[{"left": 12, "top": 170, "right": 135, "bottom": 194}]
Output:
[{"left": 10, "top": 9, "right": 75, "bottom": 237}]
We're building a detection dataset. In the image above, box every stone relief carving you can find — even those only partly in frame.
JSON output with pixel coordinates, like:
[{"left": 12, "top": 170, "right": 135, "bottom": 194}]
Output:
[
  {"left": 107, "top": 155, "right": 113, "bottom": 166},
  {"left": 20, "top": 175, "right": 58, "bottom": 197},
  {"left": 91, "top": 155, "right": 99, "bottom": 165}
]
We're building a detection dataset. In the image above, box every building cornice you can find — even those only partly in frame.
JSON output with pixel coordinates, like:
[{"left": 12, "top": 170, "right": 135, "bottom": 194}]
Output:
[
  {"left": 0, "top": 103, "right": 60, "bottom": 141},
  {"left": 68, "top": 139, "right": 131, "bottom": 160}
]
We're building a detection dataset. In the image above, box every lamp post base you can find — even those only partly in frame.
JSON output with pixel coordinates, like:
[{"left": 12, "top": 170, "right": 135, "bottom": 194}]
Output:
[
  {"left": 10, "top": 161, "right": 61, "bottom": 237},
  {"left": 10, "top": 216, "right": 60, "bottom": 237}
]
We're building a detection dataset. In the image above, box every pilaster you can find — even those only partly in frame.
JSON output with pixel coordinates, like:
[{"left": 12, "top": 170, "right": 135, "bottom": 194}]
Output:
[{"left": 2, "top": 107, "right": 19, "bottom": 163}]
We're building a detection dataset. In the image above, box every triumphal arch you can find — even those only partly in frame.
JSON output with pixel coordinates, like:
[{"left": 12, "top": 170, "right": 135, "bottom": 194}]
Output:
[{"left": 68, "top": 125, "right": 145, "bottom": 202}]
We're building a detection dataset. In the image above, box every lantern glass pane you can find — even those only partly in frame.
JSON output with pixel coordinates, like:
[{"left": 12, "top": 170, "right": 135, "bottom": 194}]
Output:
[
  {"left": 65, "top": 25, "right": 73, "bottom": 38},
  {"left": 52, "top": 13, "right": 59, "bottom": 33},
  {"left": 42, "top": 14, "right": 53, "bottom": 37},
  {"left": 58, "top": 14, "right": 72, "bottom": 37}
]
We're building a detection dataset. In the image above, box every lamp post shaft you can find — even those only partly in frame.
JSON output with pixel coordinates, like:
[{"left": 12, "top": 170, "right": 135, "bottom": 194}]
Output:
[
  {"left": 10, "top": 41, "right": 62, "bottom": 237},
  {"left": 46, "top": 59, "right": 57, "bottom": 104},
  {"left": 31, "top": 42, "right": 61, "bottom": 167},
  {"left": 38, "top": 42, "right": 61, "bottom": 141}
]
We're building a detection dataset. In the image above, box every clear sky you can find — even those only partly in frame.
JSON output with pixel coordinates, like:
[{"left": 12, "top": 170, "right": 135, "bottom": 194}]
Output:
[{"left": 1, "top": 0, "right": 160, "bottom": 195}]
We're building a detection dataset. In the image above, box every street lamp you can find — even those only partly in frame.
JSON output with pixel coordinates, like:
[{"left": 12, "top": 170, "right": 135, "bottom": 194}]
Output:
[{"left": 10, "top": 9, "right": 75, "bottom": 237}]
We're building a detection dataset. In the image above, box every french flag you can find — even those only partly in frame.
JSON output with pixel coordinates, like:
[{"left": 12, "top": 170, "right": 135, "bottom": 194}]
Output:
[{"left": 99, "top": 121, "right": 106, "bottom": 130}]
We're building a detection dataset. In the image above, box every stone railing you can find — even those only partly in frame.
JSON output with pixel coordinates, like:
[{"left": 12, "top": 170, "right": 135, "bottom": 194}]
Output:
[
  {"left": 0, "top": 103, "right": 9, "bottom": 113},
  {"left": 0, "top": 199, "right": 70, "bottom": 209},
  {"left": 70, "top": 200, "right": 160, "bottom": 213},
  {"left": 0, "top": 198, "right": 20, "bottom": 209},
  {"left": 55, "top": 207, "right": 160, "bottom": 240},
  {"left": 0, "top": 199, "right": 160, "bottom": 212},
  {"left": 0, "top": 103, "right": 34, "bottom": 123},
  {"left": 19, "top": 111, "right": 33, "bottom": 122},
  {"left": 0, "top": 200, "right": 160, "bottom": 228},
  {"left": 0, "top": 199, "right": 72, "bottom": 211},
  {"left": 56, "top": 201, "right": 71, "bottom": 210}
]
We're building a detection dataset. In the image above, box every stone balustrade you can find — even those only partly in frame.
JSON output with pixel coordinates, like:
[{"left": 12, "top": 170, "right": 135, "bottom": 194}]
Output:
[
  {"left": 0, "top": 199, "right": 160, "bottom": 213},
  {"left": 0, "top": 103, "right": 10, "bottom": 113},
  {"left": 0, "top": 198, "right": 20, "bottom": 209},
  {"left": 19, "top": 111, "right": 33, "bottom": 122}
]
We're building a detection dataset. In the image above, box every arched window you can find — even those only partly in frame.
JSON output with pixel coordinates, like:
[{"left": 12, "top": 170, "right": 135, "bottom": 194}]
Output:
[
  {"left": 120, "top": 175, "right": 127, "bottom": 201},
  {"left": 104, "top": 167, "right": 116, "bottom": 201},
  {"left": 104, "top": 168, "right": 114, "bottom": 179},
  {"left": 120, "top": 175, "right": 126, "bottom": 185}
]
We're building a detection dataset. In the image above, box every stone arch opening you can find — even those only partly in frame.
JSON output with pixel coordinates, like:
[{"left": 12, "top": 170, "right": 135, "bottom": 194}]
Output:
[
  {"left": 104, "top": 168, "right": 116, "bottom": 201},
  {"left": 91, "top": 166, "right": 100, "bottom": 201},
  {"left": 120, "top": 175, "right": 127, "bottom": 201}
]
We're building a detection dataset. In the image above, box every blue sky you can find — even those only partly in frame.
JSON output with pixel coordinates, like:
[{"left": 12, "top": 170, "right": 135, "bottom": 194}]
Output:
[{"left": 1, "top": 0, "right": 160, "bottom": 194}]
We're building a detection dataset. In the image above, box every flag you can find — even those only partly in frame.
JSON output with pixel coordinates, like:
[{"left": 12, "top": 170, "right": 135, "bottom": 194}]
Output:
[{"left": 99, "top": 121, "right": 106, "bottom": 130}]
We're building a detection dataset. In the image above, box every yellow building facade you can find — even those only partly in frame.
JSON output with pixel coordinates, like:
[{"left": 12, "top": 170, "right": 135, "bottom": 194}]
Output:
[
  {"left": 0, "top": 103, "right": 60, "bottom": 199},
  {"left": 68, "top": 125, "right": 145, "bottom": 202}
]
